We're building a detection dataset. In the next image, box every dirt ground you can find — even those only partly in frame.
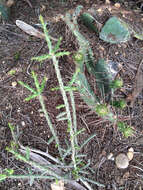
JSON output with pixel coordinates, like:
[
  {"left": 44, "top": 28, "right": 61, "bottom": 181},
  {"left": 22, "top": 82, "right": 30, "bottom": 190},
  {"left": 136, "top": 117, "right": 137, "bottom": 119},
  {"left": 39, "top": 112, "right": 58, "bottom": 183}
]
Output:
[{"left": 0, "top": 0, "right": 143, "bottom": 189}]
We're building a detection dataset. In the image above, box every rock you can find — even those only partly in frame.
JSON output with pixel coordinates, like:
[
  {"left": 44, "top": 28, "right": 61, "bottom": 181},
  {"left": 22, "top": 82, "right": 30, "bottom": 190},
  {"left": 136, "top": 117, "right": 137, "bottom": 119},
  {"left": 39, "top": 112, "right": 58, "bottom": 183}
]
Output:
[
  {"left": 127, "top": 147, "right": 134, "bottom": 161},
  {"left": 99, "top": 16, "right": 131, "bottom": 43},
  {"left": 115, "top": 153, "right": 129, "bottom": 169}
]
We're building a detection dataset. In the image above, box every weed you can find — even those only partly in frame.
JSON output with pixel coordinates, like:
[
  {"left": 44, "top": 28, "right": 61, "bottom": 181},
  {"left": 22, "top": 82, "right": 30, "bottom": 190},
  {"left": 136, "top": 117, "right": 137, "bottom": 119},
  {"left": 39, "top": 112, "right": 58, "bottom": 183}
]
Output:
[
  {"left": 2, "top": 15, "right": 103, "bottom": 190},
  {"left": 2, "top": 6, "right": 134, "bottom": 189}
]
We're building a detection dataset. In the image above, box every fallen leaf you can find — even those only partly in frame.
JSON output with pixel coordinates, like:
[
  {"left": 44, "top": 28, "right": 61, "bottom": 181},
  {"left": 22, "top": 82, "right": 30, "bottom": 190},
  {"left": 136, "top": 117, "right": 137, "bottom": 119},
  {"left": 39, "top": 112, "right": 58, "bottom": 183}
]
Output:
[{"left": 16, "top": 20, "right": 45, "bottom": 39}]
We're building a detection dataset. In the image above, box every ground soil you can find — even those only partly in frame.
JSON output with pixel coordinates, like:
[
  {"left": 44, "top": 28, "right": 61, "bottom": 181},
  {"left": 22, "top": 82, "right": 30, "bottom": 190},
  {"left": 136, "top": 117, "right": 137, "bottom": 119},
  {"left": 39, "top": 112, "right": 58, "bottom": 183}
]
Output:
[{"left": 0, "top": 0, "right": 143, "bottom": 189}]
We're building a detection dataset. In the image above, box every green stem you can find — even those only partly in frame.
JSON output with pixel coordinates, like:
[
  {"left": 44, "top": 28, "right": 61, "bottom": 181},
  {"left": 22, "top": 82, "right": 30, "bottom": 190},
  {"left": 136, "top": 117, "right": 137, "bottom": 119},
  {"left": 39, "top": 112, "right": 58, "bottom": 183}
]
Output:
[
  {"left": 6, "top": 175, "right": 57, "bottom": 180},
  {"left": 38, "top": 94, "right": 63, "bottom": 159},
  {"left": 69, "top": 90, "right": 78, "bottom": 147},
  {"left": 52, "top": 54, "right": 77, "bottom": 171}
]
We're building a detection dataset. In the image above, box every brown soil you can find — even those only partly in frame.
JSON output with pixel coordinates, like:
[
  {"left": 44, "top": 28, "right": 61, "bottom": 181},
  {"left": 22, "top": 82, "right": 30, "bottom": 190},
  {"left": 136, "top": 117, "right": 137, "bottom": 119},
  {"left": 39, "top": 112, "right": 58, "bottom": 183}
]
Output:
[{"left": 0, "top": 0, "right": 143, "bottom": 189}]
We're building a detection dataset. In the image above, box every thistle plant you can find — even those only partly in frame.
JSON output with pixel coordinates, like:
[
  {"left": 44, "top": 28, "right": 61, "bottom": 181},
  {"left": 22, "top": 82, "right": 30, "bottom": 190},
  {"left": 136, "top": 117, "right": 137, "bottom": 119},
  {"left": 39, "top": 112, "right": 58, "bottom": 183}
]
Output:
[
  {"left": 1, "top": 15, "right": 106, "bottom": 190},
  {"left": 2, "top": 6, "right": 134, "bottom": 189}
]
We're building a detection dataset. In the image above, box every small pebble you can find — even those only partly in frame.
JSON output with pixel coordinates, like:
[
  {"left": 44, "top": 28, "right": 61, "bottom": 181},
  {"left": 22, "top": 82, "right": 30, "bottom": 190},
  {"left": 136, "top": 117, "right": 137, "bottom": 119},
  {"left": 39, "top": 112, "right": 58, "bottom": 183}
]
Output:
[
  {"left": 128, "top": 147, "right": 134, "bottom": 153},
  {"left": 21, "top": 121, "right": 26, "bottom": 126},
  {"left": 11, "top": 81, "right": 17, "bottom": 87},
  {"left": 40, "top": 4, "right": 46, "bottom": 12},
  {"left": 127, "top": 151, "right": 134, "bottom": 161},
  {"left": 114, "top": 3, "right": 121, "bottom": 8},
  {"left": 127, "top": 147, "right": 134, "bottom": 161},
  {"left": 40, "top": 113, "right": 44, "bottom": 117},
  {"left": 115, "top": 153, "right": 129, "bottom": 169}
]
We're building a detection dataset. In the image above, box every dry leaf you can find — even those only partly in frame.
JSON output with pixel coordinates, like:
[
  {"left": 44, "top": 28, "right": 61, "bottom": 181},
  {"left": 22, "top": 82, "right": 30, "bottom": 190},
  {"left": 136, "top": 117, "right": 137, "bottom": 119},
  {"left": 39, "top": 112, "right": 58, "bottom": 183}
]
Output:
[
  {"left": 51, "top": 181, "right": 65, "bottom": 190},
  {"left": 126, "top": 60, "right": 143, "bottom": 107},
  {"left": 16, "top": 20, "right": 45, "bottom": 39}
]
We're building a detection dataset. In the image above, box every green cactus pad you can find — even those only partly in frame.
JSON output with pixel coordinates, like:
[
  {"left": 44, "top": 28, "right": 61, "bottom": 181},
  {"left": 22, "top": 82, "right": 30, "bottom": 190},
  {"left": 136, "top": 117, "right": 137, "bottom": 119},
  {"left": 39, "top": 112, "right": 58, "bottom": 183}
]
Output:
[
  {"left": 80, "top": 12, "right": 99, "bottom": 33},
  {"left": 99, "top": 16, "right": 131, "bottom": 43},
  {"left": 94, "top": 59, "right": 114, "bottom": 96},
  {"left": 0, "top": 4, "right": 10, "bottom": 20}
]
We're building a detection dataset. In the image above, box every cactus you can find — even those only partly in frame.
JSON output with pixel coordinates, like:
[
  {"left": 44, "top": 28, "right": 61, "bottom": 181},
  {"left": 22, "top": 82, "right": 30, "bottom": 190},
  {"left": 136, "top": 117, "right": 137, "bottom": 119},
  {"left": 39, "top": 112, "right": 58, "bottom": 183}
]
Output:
[
  {"left": 65, "top": 6, "right": 99, "bottom": 105},
  {"left": 64, "top": 6, "right": 117, "bottom": 122},
  {"left": 63, "top": 6, "right": 134, "bottom": 137},
  {"left": 80, "top": 12, "right": 99, "bottom": 33},
  {"left": 99, "top": 16, "right": 131, "bottom": 43},
  {"left": 94, "top": 59, "right": 113, "bottom": 97},
  {"left": 0, "top": 4, "right": 10, "bottom": 20},
  {"left": 0, "top": 0, "right": 14, "bottom": 20}
]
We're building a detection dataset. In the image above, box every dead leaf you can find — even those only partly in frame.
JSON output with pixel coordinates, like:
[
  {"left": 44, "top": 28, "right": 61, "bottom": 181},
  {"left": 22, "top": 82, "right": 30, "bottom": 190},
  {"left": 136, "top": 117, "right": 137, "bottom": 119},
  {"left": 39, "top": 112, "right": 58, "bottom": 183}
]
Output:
[
  {"left": 126, "top": 60, "right": 143, "bottom": 107},
  {"left": 16, "top": 20, "right": 45, "bottom": 39},
  {"left": 51, "top": 181, "right": 65, "bottom": 190}
]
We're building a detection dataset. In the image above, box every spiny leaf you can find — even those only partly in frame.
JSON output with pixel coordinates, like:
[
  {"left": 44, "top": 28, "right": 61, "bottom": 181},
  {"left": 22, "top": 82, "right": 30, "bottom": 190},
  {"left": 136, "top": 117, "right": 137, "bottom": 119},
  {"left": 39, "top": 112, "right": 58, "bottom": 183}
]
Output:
[
  {"left": 55, "top": 51, "right": 70, "bottom": 57},
  {"left": 31, "top": 71, "right": 40, "bottom": 91},
  {"left": 25, "top": 93, "right": 39, "bottom": 101},
  {"left": 53, "top": 37, "right": 62, "bottom": 53},
  {"left": 56, "top": 104, "right": 65, "bottom": 109},
  {"left": 8, "top": 123, "right": 15, "bottom": 131},
  {"left": 40, "top": 76, "right": 47, "bottom": 92},
  {"left": 69, "top": 68, "right": 80, "bottom": 86},
  {"left": 56, "top": 112, "right": 67, "bottom": 119},
  {"left": 31, "top": 54, "right": 52, "bottom": 61},
  {"left": 0, "top": 174, "right": 7, "bottom": 181},
  {"left": 18, "top": 81, "right": 36, "bottom": 94}
]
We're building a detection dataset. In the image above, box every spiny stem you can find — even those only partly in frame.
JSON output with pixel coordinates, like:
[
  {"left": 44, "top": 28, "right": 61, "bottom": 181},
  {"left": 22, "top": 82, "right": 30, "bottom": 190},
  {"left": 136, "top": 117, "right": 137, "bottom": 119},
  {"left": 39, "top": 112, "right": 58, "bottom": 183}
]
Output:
[{"left": 52, "top": 54, "right": 77, "bottom": 171}]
